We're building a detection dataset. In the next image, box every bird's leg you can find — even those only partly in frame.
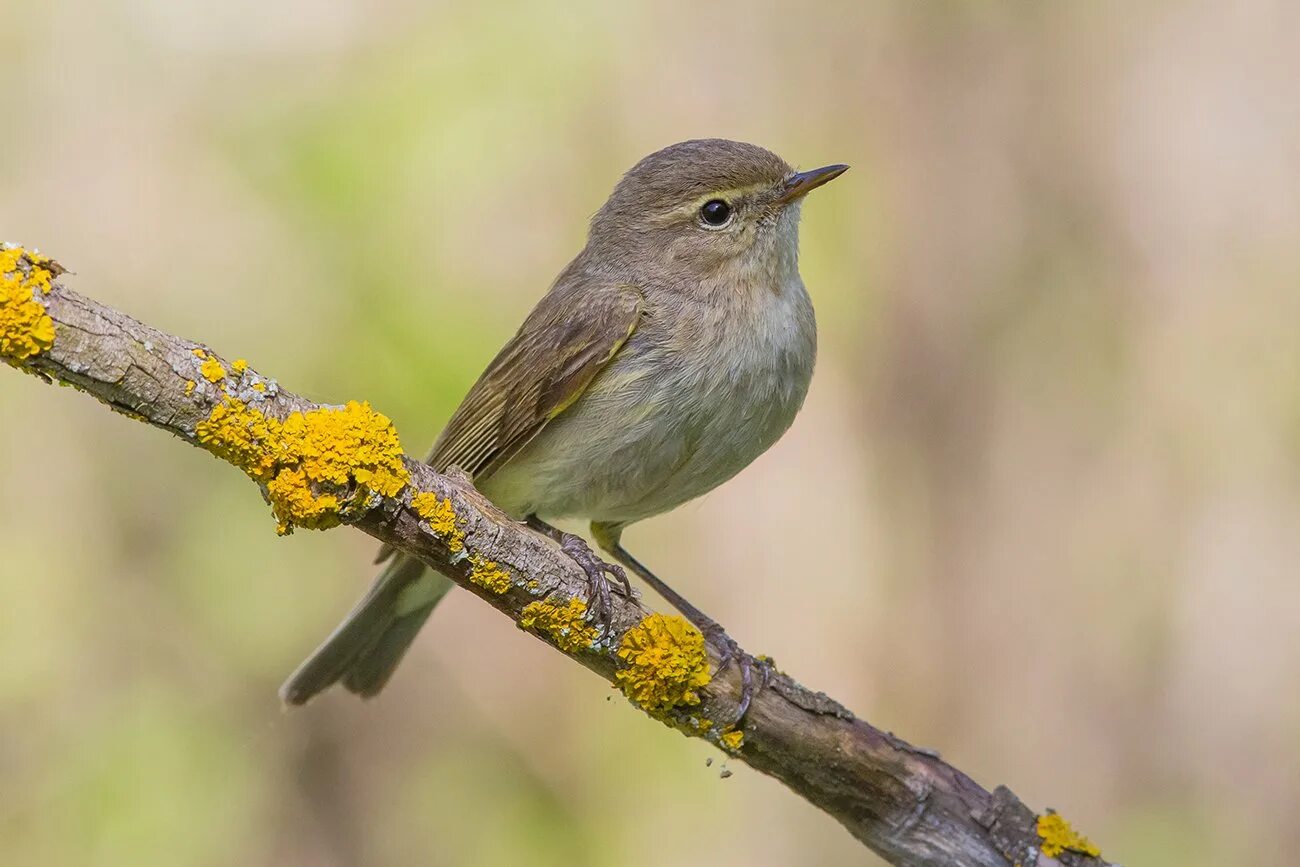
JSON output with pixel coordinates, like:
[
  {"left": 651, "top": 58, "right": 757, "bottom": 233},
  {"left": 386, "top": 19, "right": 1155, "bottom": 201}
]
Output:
[
  {"left": 592, "top": 522, "right": 772, "bottom": 725},
  {"left": 525, "top": 515, "right": 631, "bottom": 636}
]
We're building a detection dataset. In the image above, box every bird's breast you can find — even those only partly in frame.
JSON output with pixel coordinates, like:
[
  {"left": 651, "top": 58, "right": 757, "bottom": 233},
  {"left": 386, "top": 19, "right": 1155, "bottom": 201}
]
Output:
[{"left": 482, "top": 278, "right": 816, "bottom": 524}]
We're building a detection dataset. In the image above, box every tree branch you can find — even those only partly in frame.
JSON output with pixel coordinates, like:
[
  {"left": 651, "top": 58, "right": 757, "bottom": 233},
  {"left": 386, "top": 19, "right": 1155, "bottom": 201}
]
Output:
[{"left": 0, "top": 245, "right": 1114, "bottom": 867}]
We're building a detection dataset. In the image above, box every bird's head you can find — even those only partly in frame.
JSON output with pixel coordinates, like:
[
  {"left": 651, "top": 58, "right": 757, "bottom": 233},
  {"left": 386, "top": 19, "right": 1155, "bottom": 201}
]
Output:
[{"left": 587, "top": 139, "right": 847, "bottom": 289}]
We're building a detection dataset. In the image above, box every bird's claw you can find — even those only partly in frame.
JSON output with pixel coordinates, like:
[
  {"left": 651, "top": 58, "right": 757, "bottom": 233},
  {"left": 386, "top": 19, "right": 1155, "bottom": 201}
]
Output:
[
  {"left": 559, "top": 533, "right": 630, "bottom": 637},
  {"left": 704, "top": 625, "right": 773, "bottom": 725}
]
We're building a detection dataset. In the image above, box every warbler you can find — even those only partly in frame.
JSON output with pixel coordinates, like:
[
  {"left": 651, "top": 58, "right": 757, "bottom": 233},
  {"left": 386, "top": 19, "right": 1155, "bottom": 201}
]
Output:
[{"left": 282, "top": 139, "right": 846, "bottom": 714}]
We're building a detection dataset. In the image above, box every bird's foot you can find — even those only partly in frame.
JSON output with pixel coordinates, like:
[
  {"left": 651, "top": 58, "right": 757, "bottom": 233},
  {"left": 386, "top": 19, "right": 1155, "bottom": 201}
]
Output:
[
  {"left": 558, "top": 532, "right": 632, "bottom": 637},
  {"left": 703, "top": 624, "right": 774, "bottom": 726}
]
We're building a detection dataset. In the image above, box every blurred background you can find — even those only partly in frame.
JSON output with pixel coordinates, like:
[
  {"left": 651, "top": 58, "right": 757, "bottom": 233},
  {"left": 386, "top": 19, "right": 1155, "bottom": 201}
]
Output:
[{"left": 2, "top": 1, "right": 1299, "bottom": 864}]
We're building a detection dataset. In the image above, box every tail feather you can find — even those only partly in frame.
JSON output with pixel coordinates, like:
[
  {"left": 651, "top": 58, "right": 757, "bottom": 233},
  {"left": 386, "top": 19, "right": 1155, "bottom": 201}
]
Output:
[
  {"left": 340, "top": 607, "right": 435, "bottom": 697},
  {"left": 279, "top": 555, "right": 454, "bottom": 705}
]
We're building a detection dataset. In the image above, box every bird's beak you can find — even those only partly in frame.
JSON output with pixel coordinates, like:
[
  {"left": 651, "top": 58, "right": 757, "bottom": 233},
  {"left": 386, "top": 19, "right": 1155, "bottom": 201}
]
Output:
[{"left": 777, "top": 164, "right": 849, "bottom": 205}]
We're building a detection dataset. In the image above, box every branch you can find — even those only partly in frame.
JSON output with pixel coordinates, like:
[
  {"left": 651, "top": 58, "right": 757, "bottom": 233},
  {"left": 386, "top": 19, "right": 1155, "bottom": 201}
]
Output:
[{"left": 0, "top": 245, "right": 1115, "bottom": 867}]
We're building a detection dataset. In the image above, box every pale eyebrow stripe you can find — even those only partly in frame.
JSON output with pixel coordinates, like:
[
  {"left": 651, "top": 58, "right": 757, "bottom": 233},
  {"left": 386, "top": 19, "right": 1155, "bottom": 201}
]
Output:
[{"left": 650, "top": 180, "right": 779, "bottom": 225}]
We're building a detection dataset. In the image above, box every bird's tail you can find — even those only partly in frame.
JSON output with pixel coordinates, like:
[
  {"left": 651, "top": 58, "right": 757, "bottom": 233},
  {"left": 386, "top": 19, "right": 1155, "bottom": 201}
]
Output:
[{"left": 279, "top": 554, "right": 454, "bottom": 705}]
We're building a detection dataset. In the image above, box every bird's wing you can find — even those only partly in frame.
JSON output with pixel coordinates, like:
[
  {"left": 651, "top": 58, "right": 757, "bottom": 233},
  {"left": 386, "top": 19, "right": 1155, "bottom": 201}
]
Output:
[
  {"left": 427, "top": 278, "right": 643, "bottom": 480},
  {"left": 374, "top": 279, "right": 640, "bottom": 566},
  {"left": 374, "top": 278, "right": 641, "bottom": 566}
]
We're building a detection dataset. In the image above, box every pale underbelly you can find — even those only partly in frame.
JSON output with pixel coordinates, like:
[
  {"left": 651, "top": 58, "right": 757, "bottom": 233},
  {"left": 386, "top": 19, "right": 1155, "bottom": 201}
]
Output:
[{"left": 479, "top": 356, "right": 811, "bottom": 526}]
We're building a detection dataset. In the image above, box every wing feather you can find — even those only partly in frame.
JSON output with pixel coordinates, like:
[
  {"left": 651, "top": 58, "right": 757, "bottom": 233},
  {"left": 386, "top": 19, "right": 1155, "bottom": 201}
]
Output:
[
  {"left": 426, "top": 278, "right": 642, "bottom": 479},
  {"left": 373, "top": 277, "right": 641, "bottom": 565}
]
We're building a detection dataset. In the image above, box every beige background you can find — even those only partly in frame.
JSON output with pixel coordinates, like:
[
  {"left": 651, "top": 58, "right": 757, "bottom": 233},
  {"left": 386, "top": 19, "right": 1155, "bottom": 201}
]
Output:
[{"left": 3, "top": 1, "right": 1299, "bottom": 865}]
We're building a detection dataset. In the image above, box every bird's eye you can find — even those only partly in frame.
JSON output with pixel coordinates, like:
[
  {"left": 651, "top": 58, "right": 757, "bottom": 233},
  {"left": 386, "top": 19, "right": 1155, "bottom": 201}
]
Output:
[{"left": 699, "top": 199, "right": 732, "bottom": 227}]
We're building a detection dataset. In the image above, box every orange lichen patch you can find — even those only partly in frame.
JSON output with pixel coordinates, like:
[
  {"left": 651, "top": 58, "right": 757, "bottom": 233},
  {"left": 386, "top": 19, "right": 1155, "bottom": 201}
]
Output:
[
  {"left": 231, "top": 358, "right": 248, "bottom": 374},
  {"left": 0, "top": 246, "right": 57, "bottom": 362},
  {"left": 195, "top": 397, "right": 409, "bottom": 535},
  {"left": 411, "top": 491, "right": 464, "bottom": 552},
  {"left": 468, "top": 553, "right": 510, "bottom": 594},
  {"left": 519, "top": 598, "right": 598, "bottom": 653},
  {"left": 719, "top": 729, "right": 744, "bottom": 751},
  {"left": 1037, "top": 812, "right": 1100, "bottom": 859},
  {"left": 616, "top": 614, "right": 711, "bottom": 712}
]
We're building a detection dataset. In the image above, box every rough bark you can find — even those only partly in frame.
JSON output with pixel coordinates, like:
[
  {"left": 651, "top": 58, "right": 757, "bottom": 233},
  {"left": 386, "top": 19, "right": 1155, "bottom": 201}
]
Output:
[{"left": 1, "top": 249, "right": 1115, "bottom": 867}]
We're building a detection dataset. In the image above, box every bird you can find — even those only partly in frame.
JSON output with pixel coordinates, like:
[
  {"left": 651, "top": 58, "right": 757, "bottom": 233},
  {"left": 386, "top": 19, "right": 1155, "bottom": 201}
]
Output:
[{"left": 281, "top": 139, "right": 847, "bottom": 716}]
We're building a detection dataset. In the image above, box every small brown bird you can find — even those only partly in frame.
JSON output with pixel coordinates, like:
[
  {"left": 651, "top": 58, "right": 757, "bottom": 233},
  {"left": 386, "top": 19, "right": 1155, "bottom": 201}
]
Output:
[{"left": 282, "top": 139, "right": 846, "bottom": 715}]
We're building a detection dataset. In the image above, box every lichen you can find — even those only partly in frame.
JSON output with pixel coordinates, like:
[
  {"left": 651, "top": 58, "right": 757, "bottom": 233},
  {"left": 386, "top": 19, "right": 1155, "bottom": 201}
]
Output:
[
  {"left": 280, "top": 403, "right": 407, "bottom": 494},
  {"left": 616, "top": 613, "right": 711, "bottom": 712},
  {"left": 266, "top": 467, "right": 341, "bottom": 532},
  {"left": 409, "top": 488, "right": 512, "bottom": 594},
  {"left": 184, "top": 380, "right": 196, "bottom": 396},
  {"left": 682, "top": 715, "right": 744, "bottom": 751},
  {"left": 195, "top": 397, "right": 284, "bottom": 481},
  {"left": 411, "top": 491, "right": 464, "bottom": 552},
  {"left": 195, "top": 397, "right": 409, "bottom": 535},
  {"left": 231, "top": 358, "right": 248, "bottom": 374},
  {"left": 22, "top": 252, "right": 56, "bottom": 294},
  {"left": 1036, "top": 812, "right": 1100, "bottom": 859},
  {"left": 468, "top": 553, "right": 511, "bottom": 594},
  {"left": 198, "top": 353, "right": 226, "bottom": 383},
  {"left": 519, "top": 598, "right": 598, "bottom": 653},
  {"left": 0, "top": 246, "right": 57, "bottom": 363}
]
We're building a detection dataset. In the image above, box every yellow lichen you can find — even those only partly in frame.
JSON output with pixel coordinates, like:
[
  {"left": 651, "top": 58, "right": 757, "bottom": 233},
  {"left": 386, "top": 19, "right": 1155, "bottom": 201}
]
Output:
[
  {"left": 184, "top": 380, "right": 196, "bottom": 396},
  {"left": 195, "top": 397, "right": 284, "bottom": 481},
  {"left": 195, "top": 397, "right": 409, "bottom": 535},
  {"left": 192, "top": 347, "right": 206, "bottom": 358},
  {"left": 686, "top": 715, "right": 744, "bottom": 750},
  {"left": 468, "top": 553, "right": 511, "bottom": 594},
  {"left": 0, "top": 247, "right": 57, "bottom": 362},
  {"left": 21, "top": 252, "right": 54, "bottom": 294},
  {"left": 1037, "top": 812, "right": 1100, "bottom": 859},
  {"left": 280, "top": 403, "right": 408, "bottom": 494},
  {"left": 411, "top": 491, "right": 464, "bottom": 552},
  {"left": 519, "top": 598, "right": 598, "bottom": 653},
  {"left": 266, "top": 468, "right": 341, "bottom": 533},
  {"left": 231, "top": 358, "right": 248, "bottom": 374},
  {"left": 252, "top": 381, "right": 266, "bottom": 392},
  {"left": 199, "top": 355, "right": 226, "bottom": 383},
  {"left": 616, "top": 614, "right": 711, "bottom": 712},
  {"left": 685, "top": 716, "right": 714, "bottom": 737}
]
